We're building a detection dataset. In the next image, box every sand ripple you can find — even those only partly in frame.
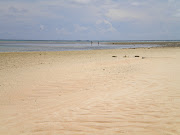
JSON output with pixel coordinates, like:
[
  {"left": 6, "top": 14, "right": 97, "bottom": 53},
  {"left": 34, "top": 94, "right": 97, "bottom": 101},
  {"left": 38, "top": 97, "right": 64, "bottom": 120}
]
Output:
[{"left": 0, "top": 48, "right": 180, "bottom": 135}]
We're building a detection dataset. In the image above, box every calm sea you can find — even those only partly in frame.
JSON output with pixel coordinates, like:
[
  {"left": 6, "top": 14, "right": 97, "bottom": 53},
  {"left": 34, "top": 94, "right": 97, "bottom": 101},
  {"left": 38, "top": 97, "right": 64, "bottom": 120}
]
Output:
[{"left": 0, "top": 40, "right": 177, "bottom": 52}]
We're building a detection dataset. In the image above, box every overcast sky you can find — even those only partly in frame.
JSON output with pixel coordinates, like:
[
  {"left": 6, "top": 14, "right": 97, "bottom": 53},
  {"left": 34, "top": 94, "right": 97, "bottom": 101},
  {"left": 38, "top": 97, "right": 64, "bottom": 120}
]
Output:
[{"left": 0, "top": 0, "right": 180, "bottom": 40}]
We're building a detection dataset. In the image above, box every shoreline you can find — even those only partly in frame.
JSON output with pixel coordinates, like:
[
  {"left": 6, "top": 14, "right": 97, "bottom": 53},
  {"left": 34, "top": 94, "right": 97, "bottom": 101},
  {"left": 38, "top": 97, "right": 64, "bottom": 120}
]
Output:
[
  {"left": 1, "top": 41, "right": 180, "bottom": 53},
  {"left": 0, "top": 45, "right": 179, "bottom": 54}
]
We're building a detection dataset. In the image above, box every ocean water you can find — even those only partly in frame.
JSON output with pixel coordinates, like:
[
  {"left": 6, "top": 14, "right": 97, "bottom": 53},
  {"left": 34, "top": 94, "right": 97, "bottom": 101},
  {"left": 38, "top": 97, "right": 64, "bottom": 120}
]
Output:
[{"left": 0, "top": 40, "right": 175, "bottom": 52}]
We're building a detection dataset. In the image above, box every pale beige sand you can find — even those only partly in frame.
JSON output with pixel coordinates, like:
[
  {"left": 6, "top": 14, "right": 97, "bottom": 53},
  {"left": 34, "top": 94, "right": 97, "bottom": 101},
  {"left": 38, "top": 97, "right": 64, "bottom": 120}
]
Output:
[{"left": 0, "top": 47, "right": 180, "bottom": 135}]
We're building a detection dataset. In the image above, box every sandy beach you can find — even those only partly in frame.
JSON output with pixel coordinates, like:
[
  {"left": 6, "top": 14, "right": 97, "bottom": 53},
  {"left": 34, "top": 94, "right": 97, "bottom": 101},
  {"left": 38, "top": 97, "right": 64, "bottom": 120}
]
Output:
[{"left": 0, "top": 47, "right": 180, "bottom": 135}]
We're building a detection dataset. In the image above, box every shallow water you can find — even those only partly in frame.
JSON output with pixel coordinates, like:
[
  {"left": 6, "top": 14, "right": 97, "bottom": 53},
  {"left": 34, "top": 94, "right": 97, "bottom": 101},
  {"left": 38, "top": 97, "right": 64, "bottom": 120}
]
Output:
[{"left": 0, "top": 40, "right": 160, "bottom": 52}]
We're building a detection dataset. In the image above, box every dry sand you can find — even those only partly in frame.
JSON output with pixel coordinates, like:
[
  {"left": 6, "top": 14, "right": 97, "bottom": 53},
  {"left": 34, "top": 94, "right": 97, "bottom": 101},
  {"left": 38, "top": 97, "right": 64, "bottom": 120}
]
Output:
[{"left": 0, "top": 47, "right": 180, "bottom": 135}]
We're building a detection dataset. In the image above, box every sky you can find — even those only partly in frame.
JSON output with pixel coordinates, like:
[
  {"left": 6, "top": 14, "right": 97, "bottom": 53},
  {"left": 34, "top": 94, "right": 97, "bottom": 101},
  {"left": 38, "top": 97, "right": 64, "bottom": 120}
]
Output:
[{"left": 0, "top": 0, "right": 180, "bottom": 40}]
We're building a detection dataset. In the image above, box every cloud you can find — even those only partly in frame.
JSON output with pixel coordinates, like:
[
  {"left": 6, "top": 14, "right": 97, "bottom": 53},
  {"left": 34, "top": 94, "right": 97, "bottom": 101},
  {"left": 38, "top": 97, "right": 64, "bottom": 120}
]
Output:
[
  {"left": 96, "top": 19, "right": 117, "bottom": 32},
  {"left": 9, "top": 6, "right": 28, "bottom": 14},
  {"left": 56, "top": 28, "right": 72, "bottom": 35},
  {"left": 130, "top": 2, "right": 143, "bottom": 6},
  {"left": 173, "top": 9, "right": 180, "bottom": 17},
  {"left": 168, "top": 0, "right": 175, "bottom": 3},
  {"left": 0, "top": 1, "right": 62, "bottom": 21},
  {"left": 70, "top": 0, "right": 91, "bottom": 4},
  {"left": 106, "top": 9, "right": 144, "bottom": 21},
  {"left": 0, "top": 0, "right": 180, "bottom": 40},
  {"left": 74, "top": 24, "right": 88, "bottom": 32},
  {"left": 40, "top": 25, "right": 45, "bottom": 31}
]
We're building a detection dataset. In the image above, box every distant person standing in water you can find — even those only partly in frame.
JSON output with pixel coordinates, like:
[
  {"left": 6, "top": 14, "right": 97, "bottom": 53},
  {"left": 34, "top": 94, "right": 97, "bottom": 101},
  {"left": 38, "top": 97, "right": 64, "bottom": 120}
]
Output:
[
  {"left": 91, "top": 41, "right": 93, "bottom": 46},
  {"left": 98, "top": 41, "right": 99, "bottom": 46}
]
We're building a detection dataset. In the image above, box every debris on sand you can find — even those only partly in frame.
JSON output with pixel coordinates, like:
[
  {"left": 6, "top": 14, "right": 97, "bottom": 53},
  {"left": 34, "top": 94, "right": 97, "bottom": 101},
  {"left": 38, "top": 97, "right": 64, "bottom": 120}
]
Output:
[
  {"left": 123, "top": 55, "right": 127, "bottom": 58},
  {"left": 135, "top": 55, "right": 140, "bottom": 57}
]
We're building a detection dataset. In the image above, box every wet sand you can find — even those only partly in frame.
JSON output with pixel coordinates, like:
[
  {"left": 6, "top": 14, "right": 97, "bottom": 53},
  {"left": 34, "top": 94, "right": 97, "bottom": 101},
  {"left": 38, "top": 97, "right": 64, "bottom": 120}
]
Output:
[
  {"left": 104, "top": 41, "right": 180, "bottom": 46},
  {"left": 0, "top": 47, "right": 180, "bottom": 135}
]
